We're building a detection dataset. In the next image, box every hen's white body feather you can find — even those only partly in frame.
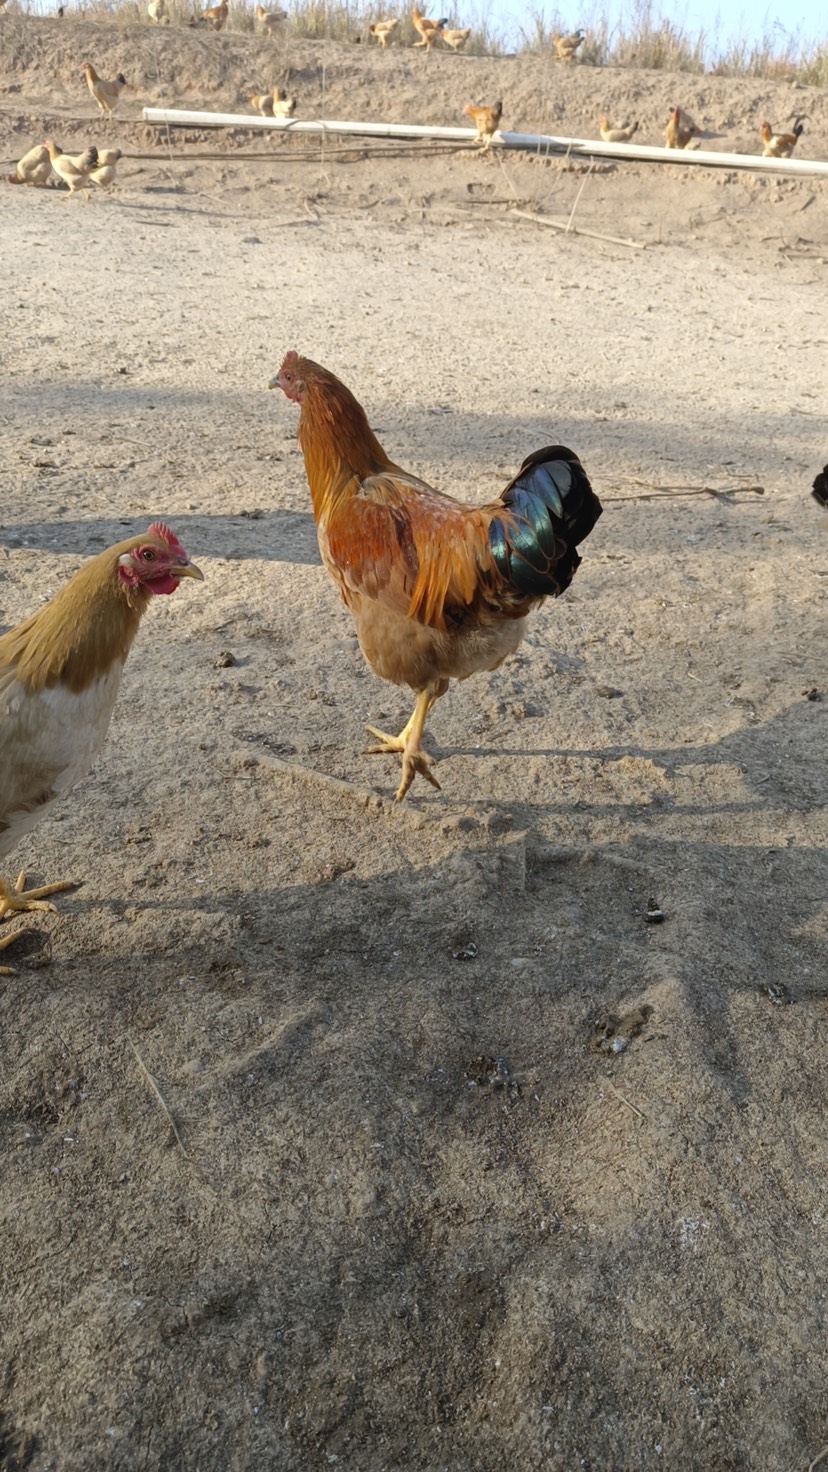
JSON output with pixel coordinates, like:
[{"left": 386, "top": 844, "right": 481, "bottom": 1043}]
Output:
[{"left": 0, "top": 664, "right": 125, "bottom": 857}]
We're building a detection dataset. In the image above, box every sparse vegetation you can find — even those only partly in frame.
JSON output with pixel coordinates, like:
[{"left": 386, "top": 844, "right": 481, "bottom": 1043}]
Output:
[{"left": 7, "top": 0, "right": 828, "bottom": 78}]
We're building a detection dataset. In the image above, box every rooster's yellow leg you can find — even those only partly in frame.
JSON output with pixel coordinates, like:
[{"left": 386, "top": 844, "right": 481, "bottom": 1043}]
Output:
[
  {"left": 0, "top": 870, "right": 77, "bottom": 920},
  {"left": 365, "top": 681, "right": 447, "bottom": 801}
]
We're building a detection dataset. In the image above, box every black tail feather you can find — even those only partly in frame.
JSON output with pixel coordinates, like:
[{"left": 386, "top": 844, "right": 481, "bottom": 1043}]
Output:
[
  {"left": 489, "top": 445, "right": 602, "bottom": 599},
  {"left": 813, "top": 464, "right": 828, "bottom": 509}
]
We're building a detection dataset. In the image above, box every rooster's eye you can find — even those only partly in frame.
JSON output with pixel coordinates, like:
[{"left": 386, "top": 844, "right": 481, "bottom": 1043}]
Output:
[{"left": 141, "top": 549, "right": 156, "bottom": 561}]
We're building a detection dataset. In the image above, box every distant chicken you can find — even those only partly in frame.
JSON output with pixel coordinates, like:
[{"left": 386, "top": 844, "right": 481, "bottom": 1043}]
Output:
[
  {"left": 463, "top": 98, "right": 502, "bottom": 151},
  {"left": 0, "top": 525, "right": 202, "bottom": 971},
  {"left": 43, "top": 140, "right": 99, "bottom": 196},
  {"left": 272, "top": 86, "right": 297, "bottom": 118},
  {"left": 7, "top": 143, "right": 53, "bottom": 187},
  {"left": 203, "top": 0, "right": 229, "bottom": 28},
  {"left": 249, "top": 90, "right": 274, "bottom": 115},
  {"left": 271, "top": 354, "right": 601, "bottom": 801},
  {"left": 553, "top": 27, "right": 584, "bottom": 60},
  {"left": 812, "top": 466, "right": 828, "bottom": 509},
  {"left": 90, "top": 154, "right": 120, "bottom": 188},
  {"left": 368, "top": 17, "right": 399, "bottom": 46},
  {"left": 412, "top": 4, "right": 447, "bottom": 48},
  {"left": 255, "top": 2, "right": 286, "bottom": 28},
  {"left": 760, "top": 118, "right": 804, "bottom": 158},
  {"left": 83, "top": 62, "right": 127, "bottom": 118},
  {"left": 147, "top": 0, "right": 169, "bottom": 21},
  {"left": 599, "top": 116, "right": 639, "bottom": 143},
  {"left": 440, "top": 25, "right": 470, "bottom": 49},
  {"left": 664, "top": 105, "right": 696, "bottom": 149}
]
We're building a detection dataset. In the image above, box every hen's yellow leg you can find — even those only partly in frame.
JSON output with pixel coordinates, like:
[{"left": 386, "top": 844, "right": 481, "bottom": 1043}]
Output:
[
  {"left": 0, "top": 925, "right": 31, "bottom": 976},
  {"left": 0, "top": 870, "right": 77, "bottom": 919},
  {"left": 365, "top": 683, "right": 446, "bottom": 801}
]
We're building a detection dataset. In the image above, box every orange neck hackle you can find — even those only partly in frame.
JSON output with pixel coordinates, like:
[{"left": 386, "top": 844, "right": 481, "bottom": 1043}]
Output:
[{"left": 280, "top": 355, "right": 394, "bottom": 522}]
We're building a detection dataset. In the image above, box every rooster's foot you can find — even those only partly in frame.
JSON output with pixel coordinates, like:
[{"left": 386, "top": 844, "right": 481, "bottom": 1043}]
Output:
[
  {"left": 0, "top": 871, "right": 77, "bottom": 920},
  {"left": 364, "top": 726, "right": 441, "bottom": 800}
]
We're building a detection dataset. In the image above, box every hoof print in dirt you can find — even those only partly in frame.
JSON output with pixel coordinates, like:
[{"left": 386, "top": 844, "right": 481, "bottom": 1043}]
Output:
[
  {"left": 463, "top": 1054, "right": 519, "bottom": 1097},
  {"left": 592, "top": 1004, "right": 654, "bottom": 1056}
]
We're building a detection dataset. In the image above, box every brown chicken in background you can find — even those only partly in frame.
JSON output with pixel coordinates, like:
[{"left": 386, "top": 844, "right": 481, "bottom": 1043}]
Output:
[
  {"left": 553, "top": 27, "right": 584, "bottom": 59},
  {"left": 760, "top": 118, "right": 804, "bottom": 157},
  {"left": 272, "top": 86, "right": 297, "bottom": 117},
  {"left": 203, "top": 0, "right": 229, "bottom": 28},
  {"left": 83, "top": 62, "right": 127, "bottom": 118},
  {"left": 368, "top": 17, "right": 399, "bottom": 45},
  {"left": 89, "top": 154, "right": 120, "bottom": 188},
  {"left": 664, "top": 105, "right": 696, "bottom": 148},
  {"left": 440, "top": 26, "right": 471, "bottom": 49},
  {"left": 412, "top": 5, "right": 447, "bottom": 48},
  {"left": 271, "top": 354, "right": 602, "bottom": 801},
  {"left": 43, "top": 140, "right": 98, "bottom": 195},
  {"left": 463, "top": 98, "right": 502, "bottom": 150},
  {"left": 0, "top": 525, "right": 202, "bottom": 971},
  {"left": 812, "top": 466, "right": 828, "bottom": 509},
  {"left": 7, "top": 143, "right": 53, "bottom": 187},
  {"left": 256, "top": 3, "right": 287, "bottom": 28},
  {"left": 599, "top": 116, "right": 639, "bottom": 142},
  {"left": 249, "top": 90, "right": 274, "bottom": 115}
]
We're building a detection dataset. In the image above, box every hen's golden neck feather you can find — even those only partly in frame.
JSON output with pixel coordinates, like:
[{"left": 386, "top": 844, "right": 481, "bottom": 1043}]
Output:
[{"left": 0, "top": 541, "right": 155, "bottom": 695}]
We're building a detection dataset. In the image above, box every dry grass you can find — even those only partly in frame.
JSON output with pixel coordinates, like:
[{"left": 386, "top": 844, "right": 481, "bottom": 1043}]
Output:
[{"left": 8, "top": 0, "right": 828, "bottom": 78}]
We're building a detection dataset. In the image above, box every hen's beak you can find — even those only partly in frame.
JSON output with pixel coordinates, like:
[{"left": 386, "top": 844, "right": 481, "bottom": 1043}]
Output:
[
  {"left": 173, "top": 560, "right": 204, "bottom": 581},
  {"left": 267, "top": 376, "right": 279, "bottom": 390}
]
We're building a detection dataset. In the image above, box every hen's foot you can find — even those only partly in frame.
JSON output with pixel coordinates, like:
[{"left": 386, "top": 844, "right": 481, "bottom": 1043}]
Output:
[
  {"left": 0, "top": 871, "right": 77, "bottom": 920},
  {"left": 364, "top": 726, "right": 441, "bottom": 800}
]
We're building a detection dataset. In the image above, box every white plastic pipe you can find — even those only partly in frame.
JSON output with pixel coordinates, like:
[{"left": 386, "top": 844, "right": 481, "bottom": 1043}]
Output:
[{"left": 142, "top": 108, "right": 828, "bottom": 177}]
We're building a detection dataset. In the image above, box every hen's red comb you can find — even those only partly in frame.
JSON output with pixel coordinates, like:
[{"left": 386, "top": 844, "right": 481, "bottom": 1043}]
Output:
[
  {"left": 147, "top": 521, "right": 187, "bottom": 559},
  {"left": 282, "top": 350, "right": 300, "bottom": 366}
]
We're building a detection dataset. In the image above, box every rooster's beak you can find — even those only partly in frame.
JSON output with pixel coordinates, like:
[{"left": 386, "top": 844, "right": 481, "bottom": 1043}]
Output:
[{"left": 174, "top": 560, "right": 204, "bottom": 581}]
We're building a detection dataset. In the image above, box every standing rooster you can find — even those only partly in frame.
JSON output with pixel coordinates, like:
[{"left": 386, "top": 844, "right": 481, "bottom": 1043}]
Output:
[
  {"left": 271, "top": 354, "right": 601, "bottom": 800},
  {"left": 0, "top": 524, "right": 202, "bottom": 967}
]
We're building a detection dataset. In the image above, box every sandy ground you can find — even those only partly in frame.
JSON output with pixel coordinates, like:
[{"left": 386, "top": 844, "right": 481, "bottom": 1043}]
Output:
[{"left": 2, "top": 16, "right": 828, "bottom": 1472}]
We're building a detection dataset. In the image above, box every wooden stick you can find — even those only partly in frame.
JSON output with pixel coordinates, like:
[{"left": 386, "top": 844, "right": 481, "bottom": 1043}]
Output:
[
  {"left": 509, "top": 208, "right": 647, "bottom": 250},
  {"left": 249, "top": 750, "right": 429, "bottom": 825}
]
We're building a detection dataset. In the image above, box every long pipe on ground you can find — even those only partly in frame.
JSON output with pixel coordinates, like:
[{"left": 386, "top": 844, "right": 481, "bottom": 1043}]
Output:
[{"left": 142, "top": 108, "right": 828, "bottom": 177}]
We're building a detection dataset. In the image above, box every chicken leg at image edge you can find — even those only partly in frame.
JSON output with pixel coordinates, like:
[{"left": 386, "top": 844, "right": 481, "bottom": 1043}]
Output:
[
  {"left": 0, "top": 524, "right": 202, "bottom": 971},
  {"left": 271, "top": 354, "right": 602, "bottom": 801}
]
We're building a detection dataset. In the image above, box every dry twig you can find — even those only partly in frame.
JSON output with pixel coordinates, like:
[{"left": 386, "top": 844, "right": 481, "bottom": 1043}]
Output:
[
  {"left": 605, "top": 1078, "right": 647, "bottom": 1120},
  {"left": 129, "top": 1038, "right": 189, "bottom": 1158}
]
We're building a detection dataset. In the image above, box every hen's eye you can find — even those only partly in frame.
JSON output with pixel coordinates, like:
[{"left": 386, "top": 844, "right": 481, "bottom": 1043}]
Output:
[{"left": 141, "top": 549, "right": 156, "bottom": 561}]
